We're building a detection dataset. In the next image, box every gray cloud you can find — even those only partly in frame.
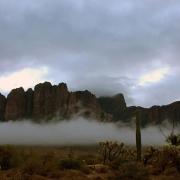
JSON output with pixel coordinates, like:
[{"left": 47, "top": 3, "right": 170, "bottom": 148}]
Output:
[
  {"left": 132, "top": 71, "right": 180, "bottom": 107},
  {"left": 0, "top": 0, "right": 180, "bottom": 106}
]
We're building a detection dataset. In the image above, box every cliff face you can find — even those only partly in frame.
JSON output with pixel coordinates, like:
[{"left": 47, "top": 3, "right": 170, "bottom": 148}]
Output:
[
  {"left": 98, "top": 94, "right": 127, "bottom": 121},
  {"left": 26, "top": 88, "right": 34, "bottom": 118},
  {"left": 1, "top": 82, "right": 107, "bottom": 121},
  {"left": 0, "top": 81, "right": 180, "bottom": 125},
  {"left": 5, "top": 88, "right": 27, "bottom": 120},
  {"left": 73, "top": 90, "right": 102, "bottom": 119},
  {"left": 0, "top": 93, "right": 6, "bottom": 121},
  {"left": 33, "top": 82, "right": 59, "bottom": 119}
]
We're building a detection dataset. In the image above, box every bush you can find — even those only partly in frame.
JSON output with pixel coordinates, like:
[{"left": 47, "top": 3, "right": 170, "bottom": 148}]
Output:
[
  {"left": 115, "top": 162, "right": 150, "bottom": 180},
  {"left": 22, "top": 154, "right": 58, "bottom": 176},
  {"left": 110, "top": 159, "right": 129, "bottom": 170},
  {"left": 59, "top": 159, "right": 82, "bottom": 170},
  {"left": 22, "top": 158, "right": 42, "bottom": 175},
  {"left": 77, "top": 154, "right": 100, "bottom": 165},
  {"left": 157, "top": 146, "right": 180, "bottom": 172},
  {"left": 0, "top": 145, "right": 21, "bottom": 170},
  {"left": 143, "top": 146, "right": 159, "bottom": 165},
  {"left": 166, "top": 134, "right": 180, "bottom": 146},
  {"left": 99, "top": 141, "right": 125, "bottom": 164}
]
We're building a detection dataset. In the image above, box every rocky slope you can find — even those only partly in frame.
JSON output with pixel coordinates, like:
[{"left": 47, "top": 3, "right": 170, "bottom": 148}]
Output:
[{"left": 0, "top": 81, "right": 180, "bottom": 125}]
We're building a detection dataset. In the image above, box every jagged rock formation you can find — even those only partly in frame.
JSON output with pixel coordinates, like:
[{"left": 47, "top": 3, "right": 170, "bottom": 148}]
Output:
[
  {"left": 26, "top": 88, "right": 34, "bottom": 118},
  {"left": 33, "top": 82, "right": 58, "bottom": 119},
  {"left": 32, "top": 82, "right": 103, "bottom": 120},
  {"left": 0, "top": 81, "right": 180, "bottom": 125},
  {"left": 5, "top": 87, "right": 27, "bottom": 120},
  {"left": 73, "top": 90, "right": 102, "bottom": 119},
  {"left": 1, "top": 82, "right": 106, "bottom": 121},
  {"left": 0, "top": 93, "right": 6, "bottom": 121},
  {"left": 98, "top": 93, "right": 126, "bottom": 121}
]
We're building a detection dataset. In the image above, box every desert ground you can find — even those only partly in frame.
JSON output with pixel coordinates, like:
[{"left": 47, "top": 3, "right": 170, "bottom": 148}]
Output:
[{"left": 0, "top": 144, "right": 179, "bottom": 180}]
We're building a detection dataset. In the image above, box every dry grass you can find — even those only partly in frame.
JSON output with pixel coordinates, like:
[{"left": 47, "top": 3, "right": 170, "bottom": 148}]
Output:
[{"left": 0, "top": 145, "right": 179, "bottom": 180}]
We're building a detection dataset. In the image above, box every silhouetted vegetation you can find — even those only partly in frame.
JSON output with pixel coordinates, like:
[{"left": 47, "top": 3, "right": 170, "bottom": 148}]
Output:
[
  {"left": 99, "top": 141, "right": 125, "bottom": 164},
  {"left": 0, "top": 144, "right": 179, "bottom": 179},
  {"left": 59, "top": 159, "right": 82, "bottom": 170},
  {"left": 166, "top": 133, "right": 180, "bottom": 146}
]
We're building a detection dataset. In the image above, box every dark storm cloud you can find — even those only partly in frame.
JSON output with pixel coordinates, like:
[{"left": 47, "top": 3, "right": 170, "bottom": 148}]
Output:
[{"left": 0, "top": 0, "right": 180, "bottom": 106}]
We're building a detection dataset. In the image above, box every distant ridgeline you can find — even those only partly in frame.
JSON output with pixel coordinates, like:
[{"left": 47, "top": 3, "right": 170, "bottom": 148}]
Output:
[{"left": 0, "top": 82, "right": 180, "bottom": 126}]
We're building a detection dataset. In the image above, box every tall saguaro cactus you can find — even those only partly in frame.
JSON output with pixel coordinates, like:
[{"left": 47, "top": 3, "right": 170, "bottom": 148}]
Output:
[{"left": 136, "top": 111, "right": 142, "bottom": 161}]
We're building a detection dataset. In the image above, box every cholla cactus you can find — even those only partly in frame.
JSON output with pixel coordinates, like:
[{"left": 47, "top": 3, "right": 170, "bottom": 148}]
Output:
[{"left": 99, "top": 141, "right": 124, "bottom": 164}]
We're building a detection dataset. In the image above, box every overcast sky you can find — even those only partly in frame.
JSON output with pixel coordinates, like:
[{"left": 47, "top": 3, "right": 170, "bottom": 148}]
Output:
[{"left": 0, "top": 0, "right": 180, "bottom": 107}]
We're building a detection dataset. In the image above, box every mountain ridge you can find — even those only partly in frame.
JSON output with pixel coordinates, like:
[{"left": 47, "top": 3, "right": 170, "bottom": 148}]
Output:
[{"left": 0, "top": 81, "right": 180, "bottom": 125}]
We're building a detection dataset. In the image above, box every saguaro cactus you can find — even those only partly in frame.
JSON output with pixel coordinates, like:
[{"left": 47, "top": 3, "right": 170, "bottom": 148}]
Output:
[{"left": 136, "top": 111, "right": 142, "bottom": 161}]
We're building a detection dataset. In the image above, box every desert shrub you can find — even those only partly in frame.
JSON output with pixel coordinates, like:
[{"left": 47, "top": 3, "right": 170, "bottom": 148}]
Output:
[
  {"left": 99, "top": 141, "right": 125, "bottom": 164},
  {"left": 95, "top": 165, "right": 108, "bottom": 174},
  {"left": 22, "top": 158, "right": 43, "bottom": 175},
  {"left": 0, "top": 145, "right": 21, "bottom": 170},
  {"left": 166, "top": 134, "right": 180, "bottom": 146},
  {"left": 114, "top": 162, "right": 150, "bottom": 180},
  {"left": 41, "top": 152, "right": 57, "bottom": 166},
  {"left": 110, "top": 159, "right": 129, "bottom": 170},
  {"left": 80, "top": 166, "right": 91, "bottom": 174},
  {"left": 77, "top": 154, "right": 100, "bottom": 165},
  {"left": 59, "top": 159, "right": 82, "bottom": 170},
  {"left": 22, "top": 154, "right": 58, "bottom": 176},
  {"left": 116, "top": 147, "right": 137, "bottom": 162},
  {"left": 143, "top": 146, "right": 159, "bottom": 165},
  {"left": 157, "top": 146, "right": 180, "bottom": 172}
]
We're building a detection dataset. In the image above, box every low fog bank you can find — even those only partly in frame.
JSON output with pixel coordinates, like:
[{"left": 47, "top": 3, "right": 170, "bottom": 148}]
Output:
[{"left": 0, "top": 118, "right": 177, "bottom": 146}]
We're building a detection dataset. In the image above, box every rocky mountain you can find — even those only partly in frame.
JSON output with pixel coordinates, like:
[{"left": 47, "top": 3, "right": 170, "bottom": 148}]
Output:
[
  {"left": 0, "top": 81, "right": 180, "bottom": 125},
  {"left": 0, "top": 82, "right": 110, "bottom": 121},
  {"left": 0, "top": 93, "right": 6, "bottom": 120},
  {"left": 121, "top": 102, "right": 180, "bottom": 126},
  {"left": 98, "top": 94, "right": 127, "bottom": 121}
]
